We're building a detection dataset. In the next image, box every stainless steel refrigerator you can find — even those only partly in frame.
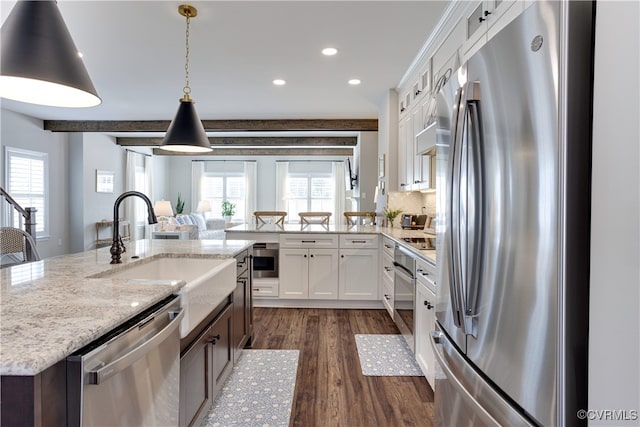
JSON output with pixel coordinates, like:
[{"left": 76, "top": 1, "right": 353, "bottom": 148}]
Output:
[{"left": 432, "top": 1, "right": 594, "bottom": 426}]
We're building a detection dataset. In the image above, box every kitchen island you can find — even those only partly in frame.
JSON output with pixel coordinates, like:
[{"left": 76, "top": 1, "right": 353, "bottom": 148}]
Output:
[{"left": 0, "top": 238, "right": 253, "bottom": 426}]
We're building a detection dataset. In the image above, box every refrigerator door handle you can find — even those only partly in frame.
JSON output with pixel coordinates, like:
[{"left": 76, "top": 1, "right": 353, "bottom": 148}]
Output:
[
  {"left": 447, "top": 85, "right": 465, "bottom": 329},
  {"left": 430, "top": 331, "right": 501, "bottom": 427},
  {"left": 462, "top": 81, "right": 485, "bottom": 333}
]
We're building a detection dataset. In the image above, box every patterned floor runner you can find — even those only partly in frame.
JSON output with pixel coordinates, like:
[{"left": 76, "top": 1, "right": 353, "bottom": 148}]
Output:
[
  {"left": 202, "top": 349, "right": 299, "bottom": 427},
  {"left": 354, "top": 334, "right": 423, "bottom": 376}
]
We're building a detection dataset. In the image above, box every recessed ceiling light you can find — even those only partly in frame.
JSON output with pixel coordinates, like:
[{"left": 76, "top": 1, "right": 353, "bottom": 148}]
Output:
[
  {"left": 273, "top": 79, "right": 286, "bottom": 86},
  {"left": 348, "top": 79, "right": 361, "bottom": 85},
  {"left": 322, "top": 47, "right": 338, "bottom": 56}
]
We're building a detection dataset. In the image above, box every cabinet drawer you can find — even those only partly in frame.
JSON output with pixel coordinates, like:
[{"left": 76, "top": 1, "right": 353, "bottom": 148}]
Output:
[
  {"left": 382, "top": 252, "right": 394, "bottom": 283},
  {"left": 339, "top": 234, "right": 379, "bottom": 249},
  {"left": 416, "top": 257, "right": 436, "bottom": 293},
  {"left": 235, "top": 249, "right": 249, "bottom": 276},
  {"left": 382, "top": 237, "right": 395, "bottom": 256},
  {"left": 382, "top": 278, "right": 394, "bottom": 318},
  {"left": 253, "top": 278, "right": 279, "bottom": 298},
  {"left": 279, "top": 234, "right": 338, "bottom": 248}
]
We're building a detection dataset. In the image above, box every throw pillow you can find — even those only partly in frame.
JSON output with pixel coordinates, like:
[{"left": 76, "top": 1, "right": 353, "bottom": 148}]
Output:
[{"left": 191, "top": 212, "right": 207, "bottom": 231}]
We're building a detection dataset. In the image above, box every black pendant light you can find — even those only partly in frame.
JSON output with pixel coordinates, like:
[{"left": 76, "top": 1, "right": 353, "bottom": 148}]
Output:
[
  {"left": 0, "top": 0, "right": 101, "bottom": 108},
  {"left": 160, "top": 4, "right": 211, "bottom": 153}
]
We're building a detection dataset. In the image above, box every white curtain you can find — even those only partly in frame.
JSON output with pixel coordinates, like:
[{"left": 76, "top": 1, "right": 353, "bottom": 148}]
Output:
[
  {"left": 125, "top": 151, "right": 152, "bottom": 240},
  {"left": 275, "top": 161, "right": 289, "bottom": 215},
  {"left": 191, "top": 161, "right": 204, "bottom": 212},
  {"left": 244, "top": 161, "right": 257, "bottom": 224},
  {"left": 125, "top": 151, "right": 138, "bottom": 239},
  {"left": 332, "top": 161, "right": 346, "bottom": 225}
]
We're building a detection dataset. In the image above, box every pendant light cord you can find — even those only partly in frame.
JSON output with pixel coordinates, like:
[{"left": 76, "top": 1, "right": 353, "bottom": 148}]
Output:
[{"left": 183, "top": 11, "right": 191, "bottom": 99}]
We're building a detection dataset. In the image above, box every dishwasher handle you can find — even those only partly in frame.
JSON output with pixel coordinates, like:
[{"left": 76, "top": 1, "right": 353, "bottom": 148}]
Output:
[{"left": 88, "top": 308, "right": 184, "bottom": 385}]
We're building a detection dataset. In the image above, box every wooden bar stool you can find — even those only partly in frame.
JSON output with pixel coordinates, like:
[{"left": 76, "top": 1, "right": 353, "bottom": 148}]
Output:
[
  {"left": 253, "top": 211, "right": 287, "bottom": 225},
  {"left": 298, "top": 212, "right": 332, "bottom": 225},
  {"left": 344, "top": 211, "right": 376, "bottom": 226}
]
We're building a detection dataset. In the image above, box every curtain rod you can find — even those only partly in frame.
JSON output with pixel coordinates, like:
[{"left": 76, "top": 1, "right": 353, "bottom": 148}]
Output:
[
  {"left": 192, "top": 159, "right": 256, "bottom": 163},
  {"left": 125, "top": 149, "right": 151, "bottom": 157}
]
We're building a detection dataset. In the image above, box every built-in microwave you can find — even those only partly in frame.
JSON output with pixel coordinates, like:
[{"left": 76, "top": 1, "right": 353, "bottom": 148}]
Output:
[{"left": 252, "top": 243, "right": 279, "bottom": 278}]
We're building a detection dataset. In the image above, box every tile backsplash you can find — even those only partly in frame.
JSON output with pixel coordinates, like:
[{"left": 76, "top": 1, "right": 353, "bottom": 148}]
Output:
[{"left": 386, "top": 191, "right": 436, "bottom": 227}]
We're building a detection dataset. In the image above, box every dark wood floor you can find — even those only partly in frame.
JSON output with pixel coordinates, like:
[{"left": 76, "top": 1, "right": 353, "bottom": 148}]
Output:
[{"left": 251, "top": 307, "right": 435, "bottom": 427}]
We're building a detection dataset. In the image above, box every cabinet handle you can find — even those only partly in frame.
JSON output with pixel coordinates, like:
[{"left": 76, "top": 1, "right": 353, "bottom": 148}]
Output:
[
  {"left": 302, "top": 240, "right": 316, "bottom": 243},
  {"left": 310, "top": 254, "right": 314, "bottom": 258},
  {"left": 415, "top": 90, "right": 421, "bottom": 96},
  {"left": 304, "top": 254, "right": 307, "bottom": 258},
  {"left": 351, "top": 240, "right": 367, "bottom": 244},
  {"left": 384, "top": 294, "right": 390, "bottom": 300},
  {"left": 414, "top": 180, "right": 420, "bottom": 184},
  {"left": 384, "top": 267, "right": 392, "bottom": 272},
  {"left": 400, "top": 107, "right": 405, "bottom": 113},
  {"left": 424, "top": 301, "right": 433, "bottom": 310},
  {"left": 209, "top": 334, "right": 222, "bottom": 345},
  {"left": 484, "top": 10, "right": 491, "bottom": 17},
  {"left": 384, "top": 244, "right": 393, "bottom": 249},
  {"left": 479, "top": 16, "right": 486, "bottom": 22}
]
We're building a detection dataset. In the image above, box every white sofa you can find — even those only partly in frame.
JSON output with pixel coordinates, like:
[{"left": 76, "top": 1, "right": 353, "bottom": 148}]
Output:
[{"left": 166, "top": 213, "right": 226, "bottom": 240}]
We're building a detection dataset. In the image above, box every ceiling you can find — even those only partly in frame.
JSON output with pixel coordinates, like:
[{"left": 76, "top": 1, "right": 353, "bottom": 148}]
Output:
[{"left": 0, "top": 1, "right": 449, "bottom": 124}]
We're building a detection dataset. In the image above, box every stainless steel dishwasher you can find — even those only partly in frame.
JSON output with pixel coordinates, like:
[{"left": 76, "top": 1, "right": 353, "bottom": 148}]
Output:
[{"left": 67, "top": 294, "right": 183, "bottom": 426}]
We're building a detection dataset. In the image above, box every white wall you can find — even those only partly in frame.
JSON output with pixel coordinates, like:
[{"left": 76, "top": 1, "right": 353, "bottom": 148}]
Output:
[
  {"left": 0, "top": 109, "right": 70, "bottom": 258},
  {"left": 72, "top": 133, "right": 126, "bottom": 252},
  {"left": 589, "top": 1, "right": 640, "bottom": 423}
]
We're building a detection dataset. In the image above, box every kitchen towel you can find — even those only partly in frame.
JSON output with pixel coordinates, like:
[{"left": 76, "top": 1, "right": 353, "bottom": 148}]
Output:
[
  {"left": 202, "top": 349, "right": 299, "bottom": 427},
  {"left": 354, "top": 334, "right": 423, "bottom": 376}
]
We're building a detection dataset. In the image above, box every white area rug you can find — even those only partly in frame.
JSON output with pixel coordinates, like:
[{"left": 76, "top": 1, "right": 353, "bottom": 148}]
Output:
[
  {"left": 355, "top": 334, "right": 423, "bottom": 376},
  {"left": 202, "top": 349, "right": 299, "bottom": 427}
]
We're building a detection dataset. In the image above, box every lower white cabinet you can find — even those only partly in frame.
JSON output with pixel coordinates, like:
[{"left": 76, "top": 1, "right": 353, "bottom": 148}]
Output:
[
  {"left": 415, "top": 259, "right": 437, "bottom": 389},
  {"left": 279, "top": 248, "right": 339, "bottom": 299},
  {"left": 338, "top": 248, "right": 379, "bottom": 300}
]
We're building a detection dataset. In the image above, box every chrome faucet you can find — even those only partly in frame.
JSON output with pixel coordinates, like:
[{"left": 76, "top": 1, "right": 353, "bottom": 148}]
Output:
[{"left": 110, "top": 191, "right": 158, "bottom": 264}]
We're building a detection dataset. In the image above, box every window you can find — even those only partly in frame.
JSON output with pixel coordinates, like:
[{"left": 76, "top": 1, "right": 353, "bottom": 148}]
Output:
[
  {"left": 285, "top": 173, "right": 334, "bottom": 222},
  {"left": 4, "top": 147, "right": 48, "bottom": 238},
  {"left": 200, "top": 174, "right": 245, "bottom": 220}
]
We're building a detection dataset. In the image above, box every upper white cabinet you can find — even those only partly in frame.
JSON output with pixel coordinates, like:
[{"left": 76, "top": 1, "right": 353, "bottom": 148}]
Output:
[{"left": 461, "top": 0, "right": 525, "bottom": 62}]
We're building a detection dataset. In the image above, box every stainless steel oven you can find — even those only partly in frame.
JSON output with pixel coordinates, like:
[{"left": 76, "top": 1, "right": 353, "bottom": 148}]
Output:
[
  {"left": 393, "top": 244, "right": 416, "bottom": 352},
  {"left": 252, "top": 243, "right": 279, "bottom": 278}
]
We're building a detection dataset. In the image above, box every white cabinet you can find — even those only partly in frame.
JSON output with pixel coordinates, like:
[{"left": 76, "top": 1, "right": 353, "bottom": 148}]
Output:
[
  {"left": 461, "top": 0, "right": 525, "bottom": 62},
  {"left": 338, "top": 234, "right": 380, "bottom": 300},
  {"left": 397, "top": 115, "right": 414, "bottom": 191},
  {"left": 279, "top": 234, "right": 339, "bottom": 300},
  {"left": 381, "top": 237, "right": 395, "bottom": 317},
  {"left": 279, "top": 248, "right": 339, "bottom": 300},
  {"left": 414, "top": 257, "right": 437, "bottom": 389}
]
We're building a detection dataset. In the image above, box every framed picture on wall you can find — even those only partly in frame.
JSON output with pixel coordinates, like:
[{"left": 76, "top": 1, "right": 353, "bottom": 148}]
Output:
[{"left": 96, "top": 170, "right": 115, "bottom": 193}]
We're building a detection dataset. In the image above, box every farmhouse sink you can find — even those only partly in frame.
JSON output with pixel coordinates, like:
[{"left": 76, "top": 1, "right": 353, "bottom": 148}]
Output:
[{"left": 92, "top": 256, "right": 236, "bottom": 338}]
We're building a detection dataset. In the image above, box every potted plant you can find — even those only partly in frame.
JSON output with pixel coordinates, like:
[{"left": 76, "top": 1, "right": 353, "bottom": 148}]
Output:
[
  {"left": 384, "top": 207, "right": 403, "bottom": 228},
  {"left": 176, "top": 193, "right": 185, "bottom": 214},
  {"left": 221, "top": 201, "right": 236, "bottom": 222}
]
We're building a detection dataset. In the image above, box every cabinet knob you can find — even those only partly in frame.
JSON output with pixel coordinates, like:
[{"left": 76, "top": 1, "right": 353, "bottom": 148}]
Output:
[
  {"left": 341, "top": 255, "right": 345, "bottom": 258},
  {"left": 424, "top": 301, "right": 433, "bottom": 310},
  {"left": 310, "top": 254, "right": 314, "bottom": 257},
  {"left": 209, "top": 334, "right": 222, "bottom": 345},
  {"left": 304, "top": 254, "right": 307, "bottom": 258}
]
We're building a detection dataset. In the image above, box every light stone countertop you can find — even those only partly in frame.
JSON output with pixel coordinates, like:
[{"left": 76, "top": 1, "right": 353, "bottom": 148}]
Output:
[{"left": 0, "top": 239, "right": 253, "bottom": 376}]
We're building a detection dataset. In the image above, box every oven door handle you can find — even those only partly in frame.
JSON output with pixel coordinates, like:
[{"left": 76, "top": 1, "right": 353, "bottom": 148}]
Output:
[
  {"left": 393, "top": 262, "right": 414, "bottom": 281},
  {"left": 88, "top": 308, "right": 184, "bottom": 385}
]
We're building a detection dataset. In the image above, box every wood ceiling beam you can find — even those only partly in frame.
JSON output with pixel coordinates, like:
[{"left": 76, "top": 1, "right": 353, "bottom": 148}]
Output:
[
  {"left": 116, "top": 136, "right": 358, "bottom": 147},
  {"left": 152, "top": 147, "right": 353, "bottom": 156},
  {"left": 43, "top": 119, "right": 378, "bottom": 132}
]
